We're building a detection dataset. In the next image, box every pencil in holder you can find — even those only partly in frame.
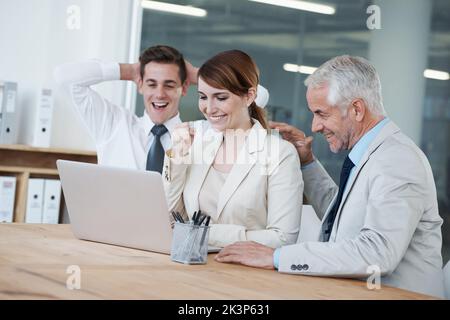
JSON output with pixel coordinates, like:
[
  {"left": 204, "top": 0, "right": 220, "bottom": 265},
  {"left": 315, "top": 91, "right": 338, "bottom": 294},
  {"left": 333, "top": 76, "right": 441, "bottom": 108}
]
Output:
[{"left": 170, "top": 222, "right": 210, "bottom": 264}]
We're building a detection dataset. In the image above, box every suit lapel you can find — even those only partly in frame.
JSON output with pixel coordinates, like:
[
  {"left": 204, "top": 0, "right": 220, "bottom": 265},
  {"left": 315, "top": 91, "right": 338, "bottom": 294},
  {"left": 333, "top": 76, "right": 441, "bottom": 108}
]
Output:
[
  {"left": 328, "top": 121, "right": 401, "bottom": 239},
  {"left": 189, "top": 124, "right": 223, "bottom": 213},
  {"left": 214, "top": 121, "right": 267, "bottom": 221}
]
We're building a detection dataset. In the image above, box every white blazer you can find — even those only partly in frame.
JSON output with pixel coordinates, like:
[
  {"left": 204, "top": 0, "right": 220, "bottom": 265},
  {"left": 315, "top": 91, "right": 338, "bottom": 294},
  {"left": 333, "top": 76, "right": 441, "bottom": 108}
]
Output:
[
  {"left": 163, "top": 120, "right": 303, "bottom": 248},
  {"left": 278, "top": 121, "right": 445, "bottom": 298}
]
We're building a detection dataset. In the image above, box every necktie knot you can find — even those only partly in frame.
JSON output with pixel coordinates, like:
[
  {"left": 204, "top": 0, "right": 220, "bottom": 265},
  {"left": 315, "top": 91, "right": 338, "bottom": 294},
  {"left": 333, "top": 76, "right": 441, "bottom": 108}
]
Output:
[
  {"left": 151, "top": 124, "right": 168, "bottom": 137},
  {"left": 342, "top": 156, "right": 355, "bottom": 174},
  {"left": 146, "top": 124, "right": 168, "bottom": 173}
]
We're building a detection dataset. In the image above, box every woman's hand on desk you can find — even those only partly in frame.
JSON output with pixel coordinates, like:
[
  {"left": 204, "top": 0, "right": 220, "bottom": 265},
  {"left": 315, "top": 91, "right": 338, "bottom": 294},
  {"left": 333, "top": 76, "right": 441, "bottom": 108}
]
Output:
[
  {"left": 171, "top": 122, "right": 195, "bottom": 158},
  {"left": 215, "top": 241, "right": 275, "bottom": 270}
]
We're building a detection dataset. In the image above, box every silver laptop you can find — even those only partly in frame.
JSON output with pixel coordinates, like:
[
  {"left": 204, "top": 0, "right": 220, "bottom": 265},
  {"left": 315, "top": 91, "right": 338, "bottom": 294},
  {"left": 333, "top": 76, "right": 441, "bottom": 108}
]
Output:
[{"left": 56, "top": 160, "right": 220, "bottom": 254}]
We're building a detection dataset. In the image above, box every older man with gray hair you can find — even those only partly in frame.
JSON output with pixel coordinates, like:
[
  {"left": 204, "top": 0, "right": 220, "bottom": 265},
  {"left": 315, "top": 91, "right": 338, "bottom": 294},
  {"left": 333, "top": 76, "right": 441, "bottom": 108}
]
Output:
[{"left": 215, "top": 55, "right": 445, "bottom": 298}]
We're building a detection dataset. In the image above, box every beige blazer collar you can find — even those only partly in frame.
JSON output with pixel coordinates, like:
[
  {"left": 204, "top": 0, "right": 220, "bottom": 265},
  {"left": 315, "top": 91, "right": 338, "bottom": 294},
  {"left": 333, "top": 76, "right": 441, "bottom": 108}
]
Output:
[
  {"left": 189, "top": 120, "right": 267, "bottom": 221},
  {"left": 215, "top": 120, "right": 267, "bottom": 219}
]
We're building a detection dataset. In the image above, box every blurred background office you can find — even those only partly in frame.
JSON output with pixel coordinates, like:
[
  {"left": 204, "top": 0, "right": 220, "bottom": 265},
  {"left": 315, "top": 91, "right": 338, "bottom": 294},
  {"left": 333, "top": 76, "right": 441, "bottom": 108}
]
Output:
[{"left": 0, "top": 0, "right": 449, "bottom": 263}]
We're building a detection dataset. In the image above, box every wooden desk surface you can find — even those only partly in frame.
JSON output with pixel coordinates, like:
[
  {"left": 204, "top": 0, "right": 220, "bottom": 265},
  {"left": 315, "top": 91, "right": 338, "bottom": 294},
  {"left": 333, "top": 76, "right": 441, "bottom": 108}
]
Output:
[{"left": 0, "top": 224, "right": 436, "bottom": 300}]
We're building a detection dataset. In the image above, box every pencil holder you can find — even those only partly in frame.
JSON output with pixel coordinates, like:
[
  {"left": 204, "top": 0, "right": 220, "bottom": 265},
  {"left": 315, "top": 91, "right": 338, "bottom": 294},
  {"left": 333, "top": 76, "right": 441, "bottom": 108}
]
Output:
[{"left": 171, "top": 222, "right": 210, "bottom": 264}]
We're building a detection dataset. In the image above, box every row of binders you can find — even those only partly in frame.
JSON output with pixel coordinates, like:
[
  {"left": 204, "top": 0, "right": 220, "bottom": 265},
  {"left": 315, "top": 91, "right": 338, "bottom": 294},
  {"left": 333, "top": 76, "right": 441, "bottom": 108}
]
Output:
[
  {"left": 0, "top": 81, "right": 54, "bottom": 147},
  {"left": 0, "top": 177, "right": 16, "bottom": 223},
  {"left": 0, "top": 177, "right": 62, "bottom": 224},
  {"left": 26, "top": 179, "right": 62, "bottom": 224}
]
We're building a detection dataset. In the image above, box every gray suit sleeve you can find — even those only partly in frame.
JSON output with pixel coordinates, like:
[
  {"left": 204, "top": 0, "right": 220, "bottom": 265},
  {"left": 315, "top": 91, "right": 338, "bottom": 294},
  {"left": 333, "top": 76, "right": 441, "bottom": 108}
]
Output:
[
  {"left": 302, "top": 160, "right": 337, "bottom": 220},
  {"left": 278, "top": 145, "right": 429, "bottom": 278}
]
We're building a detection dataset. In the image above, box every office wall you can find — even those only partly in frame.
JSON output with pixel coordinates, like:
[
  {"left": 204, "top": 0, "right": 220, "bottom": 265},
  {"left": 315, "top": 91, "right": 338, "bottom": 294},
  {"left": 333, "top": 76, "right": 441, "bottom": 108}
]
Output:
[{"left": 0, "top": 0, "right": 135, "bottom": 150}]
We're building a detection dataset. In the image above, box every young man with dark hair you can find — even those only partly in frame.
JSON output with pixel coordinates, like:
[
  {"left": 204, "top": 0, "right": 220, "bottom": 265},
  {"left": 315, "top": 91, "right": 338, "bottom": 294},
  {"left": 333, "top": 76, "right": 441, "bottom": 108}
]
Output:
[
  {"left": 55, "top": 45, "right": 269, "bottom": 172},
  {"left": 54, "top": 45, "right": 196, "bottom": 172}
]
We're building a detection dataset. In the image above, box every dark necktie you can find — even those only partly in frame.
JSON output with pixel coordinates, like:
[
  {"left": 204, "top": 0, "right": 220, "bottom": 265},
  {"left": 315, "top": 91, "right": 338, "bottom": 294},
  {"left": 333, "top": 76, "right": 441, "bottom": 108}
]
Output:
[
  {"left": 146, "top": 124, "right": 168, "bottom": 173},
  {"left": 321, "top": 155, "right": 355, "bottom": 242}
]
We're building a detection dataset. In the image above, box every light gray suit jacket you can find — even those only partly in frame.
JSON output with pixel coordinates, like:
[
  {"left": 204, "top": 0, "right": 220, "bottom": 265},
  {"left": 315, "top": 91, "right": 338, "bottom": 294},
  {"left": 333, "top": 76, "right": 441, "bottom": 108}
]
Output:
[{"left": 279, "top": 121, "right": 445, "bottom": 298}]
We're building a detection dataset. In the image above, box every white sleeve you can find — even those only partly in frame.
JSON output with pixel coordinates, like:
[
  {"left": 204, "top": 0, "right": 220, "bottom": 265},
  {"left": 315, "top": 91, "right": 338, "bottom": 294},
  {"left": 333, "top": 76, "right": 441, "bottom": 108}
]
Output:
[
  {"left": 255, "top": 84, "right": 269, "bottom": 108},
  {"left": 53, "top": 60, "right": 125, "bottom": 145}
]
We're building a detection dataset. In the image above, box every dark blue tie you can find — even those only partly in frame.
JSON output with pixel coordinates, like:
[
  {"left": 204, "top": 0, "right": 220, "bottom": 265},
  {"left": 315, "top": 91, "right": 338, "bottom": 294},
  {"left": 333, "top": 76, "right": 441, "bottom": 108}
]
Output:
[
  {"left": 321, "top": 155, "right": 355, "bottom": 242},
  {"left": 146, "top": 124, "right": 168, "bottom": 173}
]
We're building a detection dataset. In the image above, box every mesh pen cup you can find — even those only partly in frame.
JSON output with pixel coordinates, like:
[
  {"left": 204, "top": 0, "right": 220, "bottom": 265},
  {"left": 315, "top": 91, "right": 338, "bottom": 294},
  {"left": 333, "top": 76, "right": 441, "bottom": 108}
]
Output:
[{"left": 171, "top": 222, "right": 210, "bottom": 264}]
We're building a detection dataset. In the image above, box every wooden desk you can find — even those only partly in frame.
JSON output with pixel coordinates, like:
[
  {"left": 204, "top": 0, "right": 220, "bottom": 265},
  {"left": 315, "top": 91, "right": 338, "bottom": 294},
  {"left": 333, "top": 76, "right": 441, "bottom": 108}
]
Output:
[{"left": 0, "top": 224, "right": 437, "bottom": 300}]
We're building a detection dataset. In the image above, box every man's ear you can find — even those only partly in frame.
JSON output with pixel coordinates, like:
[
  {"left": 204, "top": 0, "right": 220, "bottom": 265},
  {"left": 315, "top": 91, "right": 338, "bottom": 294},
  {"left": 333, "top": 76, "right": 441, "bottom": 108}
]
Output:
[
  {"left": 246, "top": 87, "right": 257, "bottom": 107},
  {"left": 181, "top": 80, "right": 189, "bottom": 96},
  {"left": 137, "top": 77, "right": 143, "bottom": 95},
  {"left": 351, "top": 98, "right": 366, "bottom": 122}
]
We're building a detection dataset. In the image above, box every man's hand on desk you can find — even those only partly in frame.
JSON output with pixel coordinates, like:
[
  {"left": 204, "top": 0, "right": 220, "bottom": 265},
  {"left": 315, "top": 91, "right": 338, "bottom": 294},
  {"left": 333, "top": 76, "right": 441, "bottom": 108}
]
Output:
[{"left": 215, "top": 241, "right": 275, "bottom": 270}]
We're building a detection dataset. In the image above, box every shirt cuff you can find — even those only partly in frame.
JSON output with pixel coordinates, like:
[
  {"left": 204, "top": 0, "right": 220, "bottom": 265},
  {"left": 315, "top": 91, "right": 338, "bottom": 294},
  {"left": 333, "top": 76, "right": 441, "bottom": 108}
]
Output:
[
  {"left": 100, "top": 61, "right": 120, "bottom": 81},
  {"left": 273, "top": 247, "right": 281, "bottom": 270}
]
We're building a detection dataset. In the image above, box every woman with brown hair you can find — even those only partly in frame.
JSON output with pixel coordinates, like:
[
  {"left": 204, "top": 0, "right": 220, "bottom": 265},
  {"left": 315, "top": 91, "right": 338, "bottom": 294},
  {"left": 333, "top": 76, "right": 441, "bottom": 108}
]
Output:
[{"left": 163, "top": 50, "right": 303, "bottom": 249}]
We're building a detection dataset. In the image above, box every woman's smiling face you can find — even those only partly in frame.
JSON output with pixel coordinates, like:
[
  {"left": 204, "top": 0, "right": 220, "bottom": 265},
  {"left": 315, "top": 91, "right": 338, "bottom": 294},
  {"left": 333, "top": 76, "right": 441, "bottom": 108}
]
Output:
[{"left": 198, "top": 77, "right": 252, "bottom": 132}]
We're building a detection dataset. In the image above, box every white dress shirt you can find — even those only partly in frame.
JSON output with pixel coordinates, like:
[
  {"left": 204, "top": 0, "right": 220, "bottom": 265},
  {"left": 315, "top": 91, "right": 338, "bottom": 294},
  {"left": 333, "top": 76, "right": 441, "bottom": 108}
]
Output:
[{"left": 54, "top": 60, "right": 181, "bottom": 170}]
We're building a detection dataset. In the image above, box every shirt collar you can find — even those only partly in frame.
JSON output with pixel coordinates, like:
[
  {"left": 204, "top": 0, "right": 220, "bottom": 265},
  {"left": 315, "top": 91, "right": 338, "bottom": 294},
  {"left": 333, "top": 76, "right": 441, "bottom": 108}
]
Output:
[
  {"left": 348, "top": 117, "right": 389, "bottom": 167},
  {"left": 141, "top": 112, "right": 182, "bottom": 137}
]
